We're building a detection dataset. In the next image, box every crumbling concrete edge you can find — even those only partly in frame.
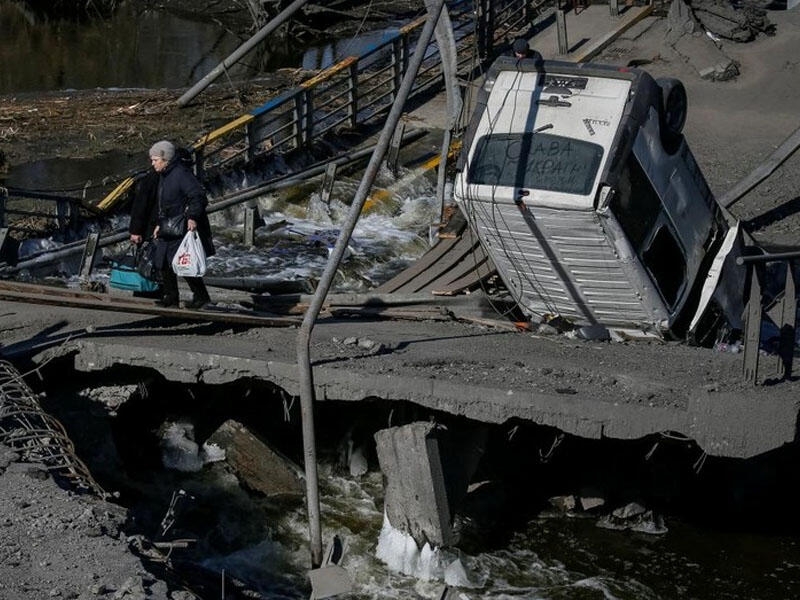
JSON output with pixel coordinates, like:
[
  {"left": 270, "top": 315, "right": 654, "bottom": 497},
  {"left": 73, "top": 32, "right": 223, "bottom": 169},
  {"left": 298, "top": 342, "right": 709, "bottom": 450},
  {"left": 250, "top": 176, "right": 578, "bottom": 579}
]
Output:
[{"left": 65, "top": 340, "right": 798, "bottom": 460}]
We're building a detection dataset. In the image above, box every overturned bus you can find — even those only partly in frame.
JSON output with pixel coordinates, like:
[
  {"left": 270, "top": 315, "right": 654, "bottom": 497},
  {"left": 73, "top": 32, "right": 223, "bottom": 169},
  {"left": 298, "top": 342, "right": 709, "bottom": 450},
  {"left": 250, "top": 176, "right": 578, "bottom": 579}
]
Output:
[{"left": 453, "top": 56, "right": 745, "bottom": 340}]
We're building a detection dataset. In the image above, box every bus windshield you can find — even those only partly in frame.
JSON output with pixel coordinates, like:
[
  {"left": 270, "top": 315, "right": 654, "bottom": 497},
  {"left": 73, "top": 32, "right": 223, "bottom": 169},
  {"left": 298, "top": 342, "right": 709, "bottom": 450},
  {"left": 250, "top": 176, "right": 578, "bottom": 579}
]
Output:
[{"left": 467, "top": 132, "right": 604, "bottom": 196}]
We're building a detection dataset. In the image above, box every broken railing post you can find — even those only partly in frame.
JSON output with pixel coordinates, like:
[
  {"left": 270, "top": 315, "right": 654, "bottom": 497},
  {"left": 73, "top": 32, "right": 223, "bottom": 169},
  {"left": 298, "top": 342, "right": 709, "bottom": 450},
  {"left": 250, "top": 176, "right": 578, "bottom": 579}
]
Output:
[
  {"left": 556, "top": 8, "right": 569, "bottom": 55},
  {"left": 78, "top": 232, "right": 100, "bottom": 281},
  {"left": 243, "top": 206, "right": 257, "bottom": 247},
  {"left": 737, "top": 251, "right": 800, "bottom": 383},
  {"left": 319, "top": 163, "right": 338, "bottom": 207},
  {"left": 0, "top": 227, "right": 8, "bottom": 260},
  {"left": 742, "top": 265, "right": 762, "bottom": 384},
  {"left": 295, "top": 0, "right": 447, "bottom": 568},
  {"left": 774, "top": 261, "right": 796, "bottom": 379},
  {"left": 386, "top": 121, "right": 405, "bottom": 177}
]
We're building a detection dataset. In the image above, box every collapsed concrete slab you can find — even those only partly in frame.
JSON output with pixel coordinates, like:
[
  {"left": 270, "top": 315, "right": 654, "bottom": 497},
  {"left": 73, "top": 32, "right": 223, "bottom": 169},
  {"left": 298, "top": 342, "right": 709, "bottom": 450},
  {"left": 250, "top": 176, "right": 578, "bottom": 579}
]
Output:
[
  {"left": 666, "top": 0, "right": 739, "bottom": 81},
  {"left": 207, "top": 419, "right": 304, "bottom": 500}
]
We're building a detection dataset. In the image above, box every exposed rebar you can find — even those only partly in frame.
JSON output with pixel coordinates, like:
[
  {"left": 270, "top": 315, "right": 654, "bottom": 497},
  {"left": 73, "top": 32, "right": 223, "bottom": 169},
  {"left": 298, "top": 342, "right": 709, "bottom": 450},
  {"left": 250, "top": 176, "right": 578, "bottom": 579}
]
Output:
[{"left": 0, "top": 360, "right": 105, "bottom": 498}]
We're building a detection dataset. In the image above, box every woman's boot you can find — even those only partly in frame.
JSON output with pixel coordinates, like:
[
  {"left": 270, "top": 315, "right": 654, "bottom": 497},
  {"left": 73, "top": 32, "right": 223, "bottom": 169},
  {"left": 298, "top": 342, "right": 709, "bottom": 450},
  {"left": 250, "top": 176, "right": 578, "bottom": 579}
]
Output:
[
  {"left": 185, "top": 277, "right": 210, "bottom": 309},
  {"left": 156, "top": 268, "right": 179, "bottom": 307}
]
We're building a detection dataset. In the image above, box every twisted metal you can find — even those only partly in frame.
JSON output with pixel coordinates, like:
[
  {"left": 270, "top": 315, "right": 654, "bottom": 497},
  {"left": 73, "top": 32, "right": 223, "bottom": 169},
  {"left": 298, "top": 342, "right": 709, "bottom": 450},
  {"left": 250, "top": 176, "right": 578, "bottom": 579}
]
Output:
[{"left": 0, "top": 360, "right": 106, "bottom": 498}]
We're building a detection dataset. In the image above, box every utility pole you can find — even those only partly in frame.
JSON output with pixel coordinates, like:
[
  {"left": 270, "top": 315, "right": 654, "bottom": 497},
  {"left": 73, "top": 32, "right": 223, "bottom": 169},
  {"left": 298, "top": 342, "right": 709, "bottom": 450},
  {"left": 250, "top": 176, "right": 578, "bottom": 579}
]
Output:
[{"left": 295, "top": 0, "right": 450, "bottom": 569}]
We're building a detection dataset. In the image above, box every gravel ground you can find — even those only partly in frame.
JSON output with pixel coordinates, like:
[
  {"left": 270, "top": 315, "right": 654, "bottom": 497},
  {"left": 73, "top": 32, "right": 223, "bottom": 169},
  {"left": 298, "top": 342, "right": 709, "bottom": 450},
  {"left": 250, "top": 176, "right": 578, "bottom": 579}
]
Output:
[{"left": 0, "top": 446, "right": 182, "bottom": 599}]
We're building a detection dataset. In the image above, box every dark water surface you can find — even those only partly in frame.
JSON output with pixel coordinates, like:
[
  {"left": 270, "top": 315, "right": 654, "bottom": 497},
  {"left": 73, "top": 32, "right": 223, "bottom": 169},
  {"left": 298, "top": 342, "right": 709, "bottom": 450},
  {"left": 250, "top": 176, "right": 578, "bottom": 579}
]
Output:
[{"left": 0, "top": 0, "right": 295, "bottom": 93}]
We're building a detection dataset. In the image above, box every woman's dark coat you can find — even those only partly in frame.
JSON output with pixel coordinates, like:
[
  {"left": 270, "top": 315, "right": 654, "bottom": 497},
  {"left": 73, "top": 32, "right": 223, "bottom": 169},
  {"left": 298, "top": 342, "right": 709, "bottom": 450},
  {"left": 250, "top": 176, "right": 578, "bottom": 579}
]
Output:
[
  {"left": 128, "top": 168, "right": 159, "bottom": 237},
  {"left": 153, "top": 160, "right": 215, "bottom": 269}
]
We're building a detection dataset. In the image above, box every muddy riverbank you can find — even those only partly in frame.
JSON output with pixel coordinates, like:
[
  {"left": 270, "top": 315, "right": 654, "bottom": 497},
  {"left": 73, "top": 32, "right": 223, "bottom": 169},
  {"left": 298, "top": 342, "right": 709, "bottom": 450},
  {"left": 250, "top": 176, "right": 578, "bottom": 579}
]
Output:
[{"left": 0, "top": 77, "right": 300, "bottom": 169}]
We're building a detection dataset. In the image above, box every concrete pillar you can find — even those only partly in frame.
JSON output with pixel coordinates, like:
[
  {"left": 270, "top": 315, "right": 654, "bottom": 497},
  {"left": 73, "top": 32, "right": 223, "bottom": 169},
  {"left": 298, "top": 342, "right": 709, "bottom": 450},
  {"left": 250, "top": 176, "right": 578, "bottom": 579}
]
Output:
[
  {"left": 374, "top": 421, "right": 487, "bottom": 548},
  {"left": 375, "top": 422, "right": 454, "bottom": 547}
]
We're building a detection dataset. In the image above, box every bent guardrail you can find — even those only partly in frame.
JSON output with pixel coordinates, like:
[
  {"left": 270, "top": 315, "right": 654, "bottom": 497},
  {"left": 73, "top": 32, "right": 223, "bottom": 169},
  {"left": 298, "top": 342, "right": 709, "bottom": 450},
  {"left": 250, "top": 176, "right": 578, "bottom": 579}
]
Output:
[{"left": 738, "top": 251, "right": 799, "bottom": 384}]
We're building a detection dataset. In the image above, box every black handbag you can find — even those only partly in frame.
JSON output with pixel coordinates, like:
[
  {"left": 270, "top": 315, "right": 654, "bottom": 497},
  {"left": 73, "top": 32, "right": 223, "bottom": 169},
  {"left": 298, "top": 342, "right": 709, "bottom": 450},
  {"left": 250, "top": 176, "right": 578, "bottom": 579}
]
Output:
[
  {"left": 135, "top": 240, "right": 159, "bottom": 281},
  {"left": 109, "top": 245, "right": 160, "bottom": 292},
  {"left": 158, "top": 213, "right": 187, "bottom": 240}
]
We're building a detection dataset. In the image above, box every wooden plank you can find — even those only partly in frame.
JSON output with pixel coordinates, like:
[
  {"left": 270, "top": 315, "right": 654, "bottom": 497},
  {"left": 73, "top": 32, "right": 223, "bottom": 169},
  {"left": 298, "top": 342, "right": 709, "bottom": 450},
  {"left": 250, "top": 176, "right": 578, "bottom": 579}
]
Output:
[
  {"left": 419, "top": 240, "right": 488, "bottom": 291},
  {"left": 570, "top": 5, "right": 654, "bottom": 63},
  {"left": 375, "top": 209, "right": 471, "bottom": 293},
  {"left": 0, "top": 281, "right": 299, "bottom": 327},
  {"left": 374, "top": 235, "right": 462, "bottom": 293},
  {"left": 432, "top": 258, "right": 495, "bottom": 296},
  {"left": 720, "top": 125, "right": 800, "bottom": 209},
  {"left": 400, "top": 235, "right": 485, "bottom": 293}
]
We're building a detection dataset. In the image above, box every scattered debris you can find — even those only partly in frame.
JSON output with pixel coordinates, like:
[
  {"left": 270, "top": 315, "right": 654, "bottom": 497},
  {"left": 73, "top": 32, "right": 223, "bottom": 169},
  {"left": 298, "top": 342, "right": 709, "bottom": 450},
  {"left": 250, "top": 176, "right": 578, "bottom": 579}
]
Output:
[{"left": 308, "top": 535, "right": 354, "bottom": 599}]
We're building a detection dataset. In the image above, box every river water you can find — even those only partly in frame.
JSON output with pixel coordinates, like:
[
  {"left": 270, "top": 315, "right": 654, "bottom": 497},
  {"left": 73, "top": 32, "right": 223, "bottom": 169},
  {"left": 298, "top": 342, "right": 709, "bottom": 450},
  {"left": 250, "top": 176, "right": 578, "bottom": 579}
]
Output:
[
  {"left": 0, "top": 0, "right": 284, "bottom": 93},
  {"left": 7, "top": 2, "right": 800, "bottom": 599}
]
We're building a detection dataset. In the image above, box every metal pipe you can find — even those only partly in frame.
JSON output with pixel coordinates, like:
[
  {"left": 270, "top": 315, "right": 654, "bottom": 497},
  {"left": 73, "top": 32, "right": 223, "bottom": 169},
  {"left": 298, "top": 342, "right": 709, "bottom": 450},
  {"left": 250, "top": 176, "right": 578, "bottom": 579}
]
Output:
[
  {"left": 428, "top": 0, "right": 462, "bottom": 222},
  {"left": 736, "top": 250, "right": 800, "bottom": 265},
  {"left": 721, "top": 125, "right": 800, "bottom": 209},
  {"left": 2, "top": 231, "right": 129, "bottom": 274},
  {"left": 176, "top": 0, "right": 310, "bottom": 107},
  {"left": 295, "top": 0, "right": 447, "bottom": 568},
  {"left": 205, "top": 128, "right": 425, "bottom": 212}
]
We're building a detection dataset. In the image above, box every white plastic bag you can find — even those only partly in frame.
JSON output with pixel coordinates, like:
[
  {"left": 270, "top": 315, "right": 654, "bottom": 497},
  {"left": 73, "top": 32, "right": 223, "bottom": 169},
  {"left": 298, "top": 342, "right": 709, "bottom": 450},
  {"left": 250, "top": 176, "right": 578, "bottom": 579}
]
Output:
[{"left": 171, "top": 231, "right": 206, "bottom": 277}]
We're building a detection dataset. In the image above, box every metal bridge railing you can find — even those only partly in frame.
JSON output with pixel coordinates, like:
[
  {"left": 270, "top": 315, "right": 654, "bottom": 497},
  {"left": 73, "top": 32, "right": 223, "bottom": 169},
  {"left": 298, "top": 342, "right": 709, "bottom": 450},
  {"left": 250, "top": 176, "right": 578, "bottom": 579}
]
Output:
[
  {"left": 96, "top": 0, "right": 540, "bottom": 211},
  {"left": 0, "top": 186, "right": 92, "bottom": 239},
  {"left": 738, "top": 252, "right": 799, "bottom": 384}
]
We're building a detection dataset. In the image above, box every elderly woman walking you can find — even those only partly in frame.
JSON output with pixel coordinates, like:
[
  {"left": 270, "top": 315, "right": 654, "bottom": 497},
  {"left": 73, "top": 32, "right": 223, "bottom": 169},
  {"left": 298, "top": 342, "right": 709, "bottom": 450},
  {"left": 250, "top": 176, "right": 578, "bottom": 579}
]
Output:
[{"left": 148, "top": 140, "right": 215, "bottom": 309}]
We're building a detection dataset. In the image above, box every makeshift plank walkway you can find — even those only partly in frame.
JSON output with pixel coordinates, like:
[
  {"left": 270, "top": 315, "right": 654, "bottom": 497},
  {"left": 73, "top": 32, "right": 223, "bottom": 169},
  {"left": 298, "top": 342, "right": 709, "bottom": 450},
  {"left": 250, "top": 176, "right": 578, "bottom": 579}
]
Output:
[{"left": 375, "top": 209, "right": 496, "bottom": 296}]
